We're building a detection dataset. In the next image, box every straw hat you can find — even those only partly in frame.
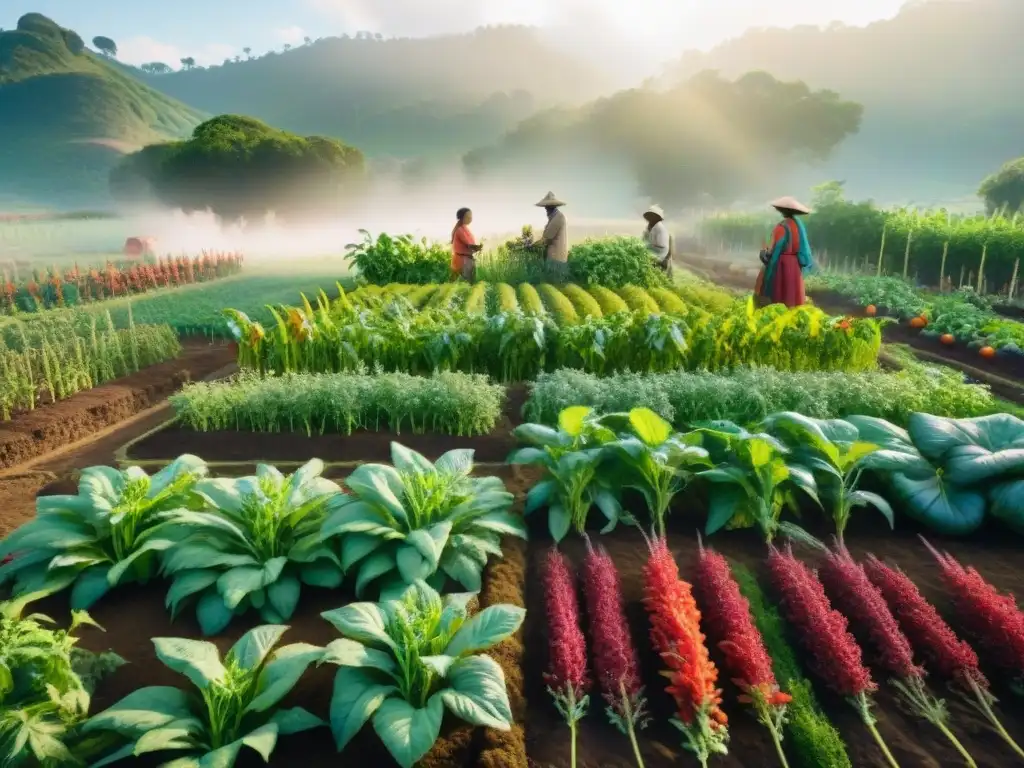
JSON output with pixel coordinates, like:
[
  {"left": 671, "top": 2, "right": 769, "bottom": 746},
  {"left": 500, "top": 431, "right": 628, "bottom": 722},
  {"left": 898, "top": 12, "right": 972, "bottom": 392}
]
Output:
[
  {"left": 643, "top": 204, "right": 665, "bottom": 220},
  {"left": 535, "top": 191, "right": 566, "bottom": 207},
  {"left": 770, "top": 196, "right": 811, "bottom": 215}
]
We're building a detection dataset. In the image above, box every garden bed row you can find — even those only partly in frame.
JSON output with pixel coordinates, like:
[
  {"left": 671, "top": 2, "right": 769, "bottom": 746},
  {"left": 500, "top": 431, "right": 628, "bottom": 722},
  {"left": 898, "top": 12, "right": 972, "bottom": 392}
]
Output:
[{"left": 0, "top": 341, "right": 235, "bottom": 471}]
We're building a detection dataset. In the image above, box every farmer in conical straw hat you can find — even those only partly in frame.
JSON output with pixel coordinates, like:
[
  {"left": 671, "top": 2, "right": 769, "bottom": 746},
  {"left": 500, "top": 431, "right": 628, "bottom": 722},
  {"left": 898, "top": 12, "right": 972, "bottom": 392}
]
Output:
[
  {"left": 642, "top": 204, "right": 674, "bottom": 276},
  {"left": 756, "top": 196, "right": 815, "bottom": 308},
  {"left": 536, "top": 191, "right": 569, "bottom": 278}
]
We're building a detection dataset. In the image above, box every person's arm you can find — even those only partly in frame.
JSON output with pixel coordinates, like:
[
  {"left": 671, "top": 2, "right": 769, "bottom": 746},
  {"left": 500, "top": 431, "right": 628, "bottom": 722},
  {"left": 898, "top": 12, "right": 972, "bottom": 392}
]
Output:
[{"left": 542, "top": 213, "right": 563, "bottom": 244}]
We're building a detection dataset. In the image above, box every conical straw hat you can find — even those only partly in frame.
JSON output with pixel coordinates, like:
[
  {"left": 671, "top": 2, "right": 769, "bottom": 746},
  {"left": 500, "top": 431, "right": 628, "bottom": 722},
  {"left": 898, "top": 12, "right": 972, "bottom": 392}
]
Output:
[
  {"left": 644, "top": 204, "right": 665, "bottom": 219},
  {"left": 770, "top": 196, "right": 811, "bottom": 214},
  {"left": 535, "top": 191, "right": 566, "bottom": 207}
]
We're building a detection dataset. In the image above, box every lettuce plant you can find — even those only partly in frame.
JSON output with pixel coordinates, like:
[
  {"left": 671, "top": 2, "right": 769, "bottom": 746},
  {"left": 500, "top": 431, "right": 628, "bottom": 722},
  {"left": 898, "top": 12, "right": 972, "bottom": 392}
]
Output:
[
  {"left": 510, "top": 406, "right": 624, "bottom": 541},
  {"left": 763, "top": 412, "right": 892, "bottom": 543},
  {"left": 0, "top": 456, "right": 207, "bottom": 610},
  {"left": 698, "top": 426, "right": 819, "bottom": 543},
  {"left": 0, "top": 601, "right": 124, "bottom": 767},
  {"left": 161, "top": 459, "right": 343, "bottom": 635},
  {"left": 319, "top": 581, "right": 525, "bottom": 768},
  {"left": 82, "top": 625, "right": 324, "bottom": 767},
  {"left": 320, "top": 443, "right": 524, "bottom": 600},
  {"left": 603, "top": 407, "right": 711, "bottom": 536}
]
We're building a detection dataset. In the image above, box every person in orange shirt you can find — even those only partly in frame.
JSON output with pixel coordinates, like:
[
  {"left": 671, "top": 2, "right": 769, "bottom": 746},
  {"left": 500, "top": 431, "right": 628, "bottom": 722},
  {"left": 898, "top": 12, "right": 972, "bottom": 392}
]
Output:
[{"left": 451, "top": 207, "right": 483, "bottom": 281}]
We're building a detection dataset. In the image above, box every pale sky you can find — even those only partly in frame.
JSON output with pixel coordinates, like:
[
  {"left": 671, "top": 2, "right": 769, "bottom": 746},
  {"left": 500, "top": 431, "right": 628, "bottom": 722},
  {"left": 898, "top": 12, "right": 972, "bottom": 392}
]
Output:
[{"left": 7, "top": 0, "right": 911, "bottom": 70}]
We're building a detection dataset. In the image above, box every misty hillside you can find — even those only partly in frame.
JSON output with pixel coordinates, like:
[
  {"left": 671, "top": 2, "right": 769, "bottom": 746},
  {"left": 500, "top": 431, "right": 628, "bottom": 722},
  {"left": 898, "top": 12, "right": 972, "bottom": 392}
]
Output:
[
  {"left": 126, "top": 26, "right": 605, "bottom": 158},
  {"left": 664, "top": 0, "right": 1024, "bottom": 200},
  {"left": 0, "top": 13, "right": 203, "bottom": 207}
]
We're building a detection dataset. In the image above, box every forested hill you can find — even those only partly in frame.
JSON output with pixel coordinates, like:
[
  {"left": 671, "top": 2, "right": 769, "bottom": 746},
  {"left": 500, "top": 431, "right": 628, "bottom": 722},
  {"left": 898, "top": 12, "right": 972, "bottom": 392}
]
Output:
[
  {"left": 125, "top": 26, "right": 607, "bottom": 158},
  {"left": 662, "top": 0, "right": 1024, "bottom": 200}
]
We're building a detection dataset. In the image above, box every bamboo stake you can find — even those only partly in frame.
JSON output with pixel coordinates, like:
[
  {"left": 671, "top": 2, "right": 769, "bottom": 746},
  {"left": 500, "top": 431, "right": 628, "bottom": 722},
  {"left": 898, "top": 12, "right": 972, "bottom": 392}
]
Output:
[
  {"left": 902, "top": 228, "right": 913, "bottom": 279},
  {"left": 876, "top": 224, "right": 887, "bottom": 277},
  {"left": 939, "top": 241, "right": 949, "bottom": 290},
  {"left": 959, "top": 264, "right": 966, "bottom": 288},
  {"left": 1009, "top": 258, "right": 1020, "bottom": 299},
  {"left": 977, "top": 243, "right": 988, "bottom": 293}
]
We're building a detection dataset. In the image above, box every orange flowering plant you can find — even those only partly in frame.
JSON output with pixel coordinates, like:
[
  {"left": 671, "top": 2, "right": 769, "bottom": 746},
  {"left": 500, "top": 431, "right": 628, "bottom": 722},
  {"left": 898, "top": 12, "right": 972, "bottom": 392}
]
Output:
[{"left": 642, "top": 536, "right": 728, "bottom": 766}]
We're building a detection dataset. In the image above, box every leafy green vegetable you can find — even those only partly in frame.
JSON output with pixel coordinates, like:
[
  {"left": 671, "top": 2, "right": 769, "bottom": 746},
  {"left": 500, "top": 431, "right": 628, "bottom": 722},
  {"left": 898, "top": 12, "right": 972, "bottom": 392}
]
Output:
[
  {"left": 319, "top": 581, "right": 524, "bottom": 768},
  {"left": 162, "top": 459, "right": 342, "bottom": 636},
  {"left": 604, "top": 407, "right": 711, "bottom": 535},
  {"left": 0, "top": 601, "right": 124, "bottom": 768},
  {"left": 0, "top": 456, "right": 208, "bottom": 610},
  {"left": 82, "top": 625, "right": 323, "bottom": 767},
  {"left": 697, "top": 425, "right": 818, "bottom": 543},
  {"left": 345, "top": 231, "right": 450, "bottom": 285},
  {"left": 763, "top": 412, "right": 892, "bottom": 542},
  {"left": 509, "top": 406, "right": 624, "bottom": 541},
  {"left": 321, "top": 444, "right": 524, "bottom": 599}
]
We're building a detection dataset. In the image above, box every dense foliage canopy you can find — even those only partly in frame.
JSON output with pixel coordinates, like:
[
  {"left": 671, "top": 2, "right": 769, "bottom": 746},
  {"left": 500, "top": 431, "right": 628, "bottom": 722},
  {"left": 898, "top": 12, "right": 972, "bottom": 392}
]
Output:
[
  {"left": 464, "top": 71, "right": 862, "bottom": 207},
  {"left": 109, "top": 115, "right": 366, "bottom": 220},
  {"left": 979, "top": 157, "right": 1024, "bottom": 215}
]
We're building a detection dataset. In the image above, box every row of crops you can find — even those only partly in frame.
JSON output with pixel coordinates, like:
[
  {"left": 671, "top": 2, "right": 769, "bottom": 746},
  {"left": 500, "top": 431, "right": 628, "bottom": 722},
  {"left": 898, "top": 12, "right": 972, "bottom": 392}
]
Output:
[
  {"left": 806, "top": 273, "right": 1024, "bottom": 358},
  {"left": 229, "top": 281, "right": 883, "bottom": 379}
]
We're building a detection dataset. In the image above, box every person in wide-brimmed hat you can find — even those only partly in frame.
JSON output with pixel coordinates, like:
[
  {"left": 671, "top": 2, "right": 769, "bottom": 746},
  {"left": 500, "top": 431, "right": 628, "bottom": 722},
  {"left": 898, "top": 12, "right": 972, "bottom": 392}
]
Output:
[
  {"left": 535, "top": 192, "right": 569, "bottom": 274},
  {"left": 755, "top": 196, "right": 815, "bottom": 307},
  {"left": 642, "top": 204, "right": 674, "bottom": 275}
]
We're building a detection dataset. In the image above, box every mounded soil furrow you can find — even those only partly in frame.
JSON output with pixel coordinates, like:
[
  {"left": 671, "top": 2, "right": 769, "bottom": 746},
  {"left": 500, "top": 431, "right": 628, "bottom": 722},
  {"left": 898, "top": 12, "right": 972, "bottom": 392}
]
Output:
[{"left": 0, "top": 341, "right": 235, "bottom": 471}]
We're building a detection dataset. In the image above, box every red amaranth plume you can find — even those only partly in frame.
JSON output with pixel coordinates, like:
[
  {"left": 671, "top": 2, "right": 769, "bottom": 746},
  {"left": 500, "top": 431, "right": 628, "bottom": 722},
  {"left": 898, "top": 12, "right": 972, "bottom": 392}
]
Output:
[
  {"left": 767, "top": 545, "right": 898, "bottom": 768},
  {"left": 582, "top": 538, "right": 648, "bottom": 768},
  {"left": 642, "top": 536, "right": 728, "bottom": 767},
  {"left": 821, "top": 545, "right": 975, "bottom": 767},
  {"left": 921, "top": 537, "right": 1024, "bottom": 684},
  {"left": 695, "top": 539, "right": 790, "bottom": 767},
  {"left": 542, "top": 547, "right": 589, "bottom": 768}
]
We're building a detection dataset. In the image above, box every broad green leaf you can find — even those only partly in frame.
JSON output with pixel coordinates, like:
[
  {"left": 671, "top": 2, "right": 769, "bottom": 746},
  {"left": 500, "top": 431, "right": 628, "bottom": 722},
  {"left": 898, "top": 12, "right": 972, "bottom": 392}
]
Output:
[
  {"left": 444, "top": 605, "right": 525, "bottom": 657},
  {"left": 134, "top": 720, "right": 203, "bottom": 755},
  {"left": 507, "top": 447, "right": 548, "bottom": 466},
  {"left": 558, "top": 406, "right": 593, "bottom": 438},
  {"left": 512, "top": 423, "right": 566, "bottom": 448},
  {"left": 267, "top": 574, "right": 302, "bottom": 620},
  {"left": 889, "top": 471, "right": 985, "bottom": 536},
  {"left": 524, "top": 480, "right": 554, "bottom": 513},
  {"left": 240, "top": 722, "right": 279, "bottom": 761},
  {"left": 943, "top": 445, "right": 1024, "bottom": 485},
  {"left": 989, "top": 479, "right": 1024, "bottom": 534},
  {"left": 26, "top": 725, "right": 75, "bottom": 763},
  {"left": 372, "top": 696, "right": 445, "bottom": 768},
  {"left": 166, "top": 570, "right": 220, "bottom": 618},
  {"left": 440, "top": 549, "right": 483, "bottom": 591},
  {"left": 473, "top": 511, "right": 527, "bottom": 537},
  {"left": 269, "top": 706, "right": 324, "bottom": 736},
  {"left": 405, "top": 522, "right": 453, "bottom": 569},
  {"left": 441, "top": 655, "right": 514, "bottom": 728},
  {"left": 390, "top": 443, "right": 436, "bottom": 475},
  {"left": 299, "top": 560, "right": 344, "bottom": 588},
  {"left": 193, "top": 478, "right": 246, "bottom": 514},
  {"left": 339, "top": 533, "right": 385, "bottom": 571},
  {"left": 848, "top": 490, "right": 895, "bottom": 529},
  {"left": 161, "top": 543, "right": 258, "bottom": 574},
  {"left": 197, "top": 741, "right": 243, "bottom": 768},
  {"left": 246, "top": 643, "right": 325, "bottom": 713},
  {"left": 218, "top": 558, "right": 288, "bottom": 609},
  {"left": 82, "top": 687, "right": 193, "bottom": 737},
  {"left": 321, "top": 500, "right": 393, "bottom": 538},
  {"left": 548, "top": 503, "right": 571, "bottom": 543},
  {"left": 345, "top": 464, "right": 409, "bottom": 525},
  {"left": 705, "top": 485, "right": 745, "bottom": 536},
  {"left": 355, "top": 550, "right": 397, "bottom": 597},
  {"left": 328, "top": 667, "right": 397, "bottom": 750},
  {"left": 228, "top": 625, "right": 288, "bottom": 672},
  {"left": 320, "top": 603, "right": 395, "bottom": 649},
  {"left": 396, "top": 546, "right": 431, "bottom": 583},
  {"left": 628, "top": 407, "right": 672, "bottom": 446},
  {"left": 420, "top": 655, "right": 456, "bottom": 676},
  {"left": 321, "top": 638, "right": 398, "bottom": 675},
  {"left": 434, "top": 449, "right": 474, "bottom": 477},
  {"left": 107, "top": 538, "right": 177, "bottom": 586},
  {"left": 196, "top": 590, "right": 236, "bottom": 636},
  {"left": 153, "top": 637, "right": 227, "bottom": 690},
  {"left": 70, "top": 565, "right": 113, "bottom": 610}
]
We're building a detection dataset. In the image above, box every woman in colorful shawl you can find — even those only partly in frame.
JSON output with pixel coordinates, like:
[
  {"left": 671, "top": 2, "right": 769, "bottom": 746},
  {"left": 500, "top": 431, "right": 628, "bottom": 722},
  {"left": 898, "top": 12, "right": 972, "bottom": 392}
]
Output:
[
  {"left": 757, "top": 196, "right": 815, "bottom": 307},
  {"left": 451, "top": 207, "right": 482, "bottom": 281}
]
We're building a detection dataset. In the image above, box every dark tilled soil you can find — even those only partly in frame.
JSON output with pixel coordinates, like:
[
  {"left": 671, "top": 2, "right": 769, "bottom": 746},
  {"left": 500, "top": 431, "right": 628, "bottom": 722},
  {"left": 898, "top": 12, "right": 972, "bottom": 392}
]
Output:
[
  {"left": 0, "top": 342, "right": 235, "bottom": 471},
  {"left": 127, "top": 384, "right": 530, "bottom": 465},
  {"left": 522, "top": 504, "right": 1024, "bottom": 768}
]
